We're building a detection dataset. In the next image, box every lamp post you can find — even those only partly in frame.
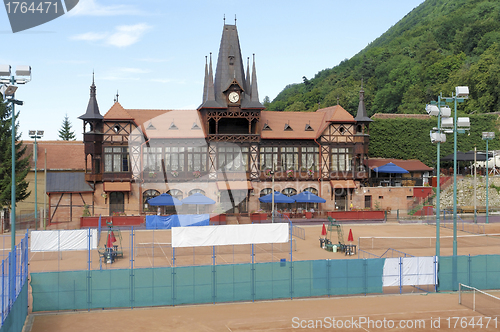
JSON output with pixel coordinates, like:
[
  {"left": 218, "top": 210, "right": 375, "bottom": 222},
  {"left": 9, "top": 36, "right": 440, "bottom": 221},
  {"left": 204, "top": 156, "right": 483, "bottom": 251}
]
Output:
[
  {"left": 271, "top": 164, "right": 275, "bottom": 223},
  {"left": 29, "top": 130, "right": 44, "bottom": 230},
  {"left": 0, "top": 65, "right": 32, "bottom": 252},
  {"left": 482, "top": 132, "right": 495, "bottom": 224}
]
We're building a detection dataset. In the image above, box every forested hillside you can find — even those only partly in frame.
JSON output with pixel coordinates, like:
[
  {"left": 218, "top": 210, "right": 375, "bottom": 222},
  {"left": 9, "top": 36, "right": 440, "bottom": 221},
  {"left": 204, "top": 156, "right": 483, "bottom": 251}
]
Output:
[{"left": 266, "top": 0, "right": 500, "bottom": 117}]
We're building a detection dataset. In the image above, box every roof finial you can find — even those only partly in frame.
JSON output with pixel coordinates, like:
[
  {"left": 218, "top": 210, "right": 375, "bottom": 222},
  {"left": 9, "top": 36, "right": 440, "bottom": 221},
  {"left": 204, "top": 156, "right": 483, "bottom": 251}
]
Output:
[
  {"left": 92, "top": 70, "right": 95, "bottom": 85},
  {"left": 235, "top": 14, "right": 237, "bottom": 25},
  {"left": 115, "top": 90, "right": 119, "bottom": 103},
  {"left": 337, "top": 96, "right": 339, "bottom": 105},
  {"left": 223, "top": 14, "right": 225, "bottom": 24}
]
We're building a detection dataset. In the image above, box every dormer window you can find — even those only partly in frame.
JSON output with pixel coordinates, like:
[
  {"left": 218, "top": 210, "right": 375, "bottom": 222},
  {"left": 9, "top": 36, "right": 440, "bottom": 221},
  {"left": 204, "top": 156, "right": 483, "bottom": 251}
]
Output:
[
  {"left": 305, "top": 123, "right": 314, "bottom": 131},
  {"left": 284, "top": 123, "right": 293, "bottom": 131},
  {"left": 192, "top": 122, "right": 201, "bottom": 130},
  {"left": 169, "top": 121, "right": 178, "bottom": 130},
  {"left": 262, "top": 123, "right": 272, "bottom": 131},
  {"left": 147, "top": 122, "right": 156, "bottom": 130}
]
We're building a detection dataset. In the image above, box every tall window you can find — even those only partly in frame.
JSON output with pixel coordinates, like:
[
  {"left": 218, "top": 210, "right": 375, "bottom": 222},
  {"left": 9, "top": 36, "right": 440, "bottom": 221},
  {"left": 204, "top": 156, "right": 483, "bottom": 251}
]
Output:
[
  {"left": 301, "top": 147, "right": 318, "bottom": 170},
  {"left": 165, "top": 147, "right": 185, "bottom": 171},
  {"left": 259, "top": 188, "right": 272, "bottom": 210},
  {"left": 331, "top": 147, "right": 353, "bottom": 171},
  {"left": 280, "top": 147, "right": 298, "bottom": 170},
  {"left": 109, "top": 192, "right": 124, "bottom": 215},
  {"left": 104, "top": 147, "right": 129, "bottom": 172},
  {"left": 260, "top": 147, "right": 278, "bottom": 170},
  {"left": 143, "top": 189, "right": 160, "bottom": 213},
  {"left": 187, "top": 146, "right": 208, "bottom": 171},
  {"left": 143, "top": 147, "right": 162, "bottom": 172},
  {"left": 218, "top": 146, "right": 248, "bottom": 171}
]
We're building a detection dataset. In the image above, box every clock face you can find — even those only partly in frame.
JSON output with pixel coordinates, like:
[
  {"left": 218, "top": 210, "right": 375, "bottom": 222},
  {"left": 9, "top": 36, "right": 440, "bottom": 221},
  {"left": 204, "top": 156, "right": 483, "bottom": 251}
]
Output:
[{"left": 228, "top": 91, "right": 240, "bottom": 103}]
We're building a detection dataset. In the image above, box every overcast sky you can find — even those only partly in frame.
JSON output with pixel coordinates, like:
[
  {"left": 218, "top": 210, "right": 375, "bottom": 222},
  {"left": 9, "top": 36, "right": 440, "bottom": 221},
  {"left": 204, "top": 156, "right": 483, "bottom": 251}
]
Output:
[{"left": 0, "top": 0, "right": 424, "bottom": 141}]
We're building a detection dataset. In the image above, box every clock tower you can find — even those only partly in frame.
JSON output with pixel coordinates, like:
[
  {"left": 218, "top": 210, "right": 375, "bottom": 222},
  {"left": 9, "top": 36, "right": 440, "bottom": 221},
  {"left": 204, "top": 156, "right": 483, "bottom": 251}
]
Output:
[{"left": 198, "top": 23, "right": 264, "bottom": 142}]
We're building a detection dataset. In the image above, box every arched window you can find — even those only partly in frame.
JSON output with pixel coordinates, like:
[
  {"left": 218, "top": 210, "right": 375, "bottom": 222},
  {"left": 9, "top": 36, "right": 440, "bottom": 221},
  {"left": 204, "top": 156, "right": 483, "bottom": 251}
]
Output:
[
  {"left": 166, "top": 189, "right": 183, "bottom": 214},
  {"left": 259, "top": 188, "right": 272, "bottom": 210},
  {"left": 281, "top": 188, "right": 297, "bottom": 197},
  {"left": 303, "top": 187, "right": 318, "bottom": 195},
  {"left": 188, "top": 189, "right": 205, "bottom": 196},
  {"left": 143, "top": 189, "right": 160, "bottom": 213}
]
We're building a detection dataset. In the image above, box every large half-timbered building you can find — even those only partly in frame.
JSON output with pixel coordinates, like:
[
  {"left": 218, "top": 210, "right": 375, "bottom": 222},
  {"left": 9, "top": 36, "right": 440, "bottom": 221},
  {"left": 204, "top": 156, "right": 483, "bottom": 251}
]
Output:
[{"left": 79, "top": 23, "right": 372, "bottom": 217}]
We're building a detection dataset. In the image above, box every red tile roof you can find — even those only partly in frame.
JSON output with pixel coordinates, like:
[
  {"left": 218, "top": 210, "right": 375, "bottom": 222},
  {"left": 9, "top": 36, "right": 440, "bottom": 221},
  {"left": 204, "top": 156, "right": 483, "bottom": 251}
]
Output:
[
  {"left": 366, "top": 158, "right": 433, "bottom": 172},
  {"left": 260, "top": 111, "right": 325, "bottom": 139},
  {"left": 23, "top": 140, "right": 85, "bottom": 170}
]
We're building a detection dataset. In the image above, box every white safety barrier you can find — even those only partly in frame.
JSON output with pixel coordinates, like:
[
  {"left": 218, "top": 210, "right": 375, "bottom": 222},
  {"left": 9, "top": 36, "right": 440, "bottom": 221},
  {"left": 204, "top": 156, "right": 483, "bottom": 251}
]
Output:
[
  {"left": 31, "top": 229, "right": 98, "bottom": 252},
  {"left": 172, "top": 223, "right": 289, "bottom": 248}
]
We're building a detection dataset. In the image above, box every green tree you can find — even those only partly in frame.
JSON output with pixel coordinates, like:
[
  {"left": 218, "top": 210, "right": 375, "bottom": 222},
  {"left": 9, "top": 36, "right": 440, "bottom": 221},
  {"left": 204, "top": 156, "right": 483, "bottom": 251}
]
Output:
[
  {"left": 58, "top": 113, "right": 76, "bottom": 141},
  {"left": 0, "top": 98, "right": 31, "bottom": 207}
]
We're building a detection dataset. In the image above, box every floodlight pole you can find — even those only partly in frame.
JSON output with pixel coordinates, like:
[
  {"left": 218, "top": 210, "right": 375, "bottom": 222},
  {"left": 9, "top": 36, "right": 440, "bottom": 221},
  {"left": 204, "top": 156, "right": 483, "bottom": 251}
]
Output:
[
  {"left": 435, "top": 94, "right": 442, "bottom": 257},
  {"left": 29, "top": 131, "right": 43, "bottom": 230},
  {"left": 452, "top": 92, "right": 458, "bottom": 257},
  {"left": 482, "top": 132, "right": 494, "bottom": 224},
  {"left": 10, "top": 75, "right": 16, "bottom": 253},
  {"left": 486, "top": 138, "right": 489, "bottom": 224},
  {"left": 271, "top": 164, "right": 275, "bottom": 223}
]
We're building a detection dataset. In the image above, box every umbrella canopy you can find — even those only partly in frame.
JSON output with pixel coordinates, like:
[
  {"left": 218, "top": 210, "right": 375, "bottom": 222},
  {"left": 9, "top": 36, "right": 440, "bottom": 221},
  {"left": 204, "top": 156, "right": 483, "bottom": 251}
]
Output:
[
  {"left": 372, "top": 162, "right": 409, "bottom": 174},
  {"left": 147, "top": 193, "right": 183, "bottom": 206},
  {"left": 347, "top": 229, "right": 353, "bottom": 242},
  {"left": 290, "top": 190, "right": 326, "bottom": 203},
  {"left": 321, "top": 223, "right": 327, "bottom": 236},
  {"left": 181, "top": 193, "right": 215, "bottom": 205},
  {"left": 259, "top": 191, "right": 295, "bottom": 204}
]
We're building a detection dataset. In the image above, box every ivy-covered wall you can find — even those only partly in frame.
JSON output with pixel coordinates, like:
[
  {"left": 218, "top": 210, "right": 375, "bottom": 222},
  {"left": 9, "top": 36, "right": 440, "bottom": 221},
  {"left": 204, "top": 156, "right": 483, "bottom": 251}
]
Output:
[{"left": 369, "top": 114, "right": 500, "bottom": 167}]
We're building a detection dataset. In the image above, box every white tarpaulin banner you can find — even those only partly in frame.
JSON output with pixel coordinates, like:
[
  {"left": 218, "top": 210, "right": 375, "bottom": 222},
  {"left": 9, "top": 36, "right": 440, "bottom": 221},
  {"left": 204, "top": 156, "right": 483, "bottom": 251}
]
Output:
[
  {"left": 172, "top": 223, "right": 289, "bottom": 248},
  {"left": 31, "top": 229, "right": 98, "bottom": 252},
  {"left": 383, "top": 256, "right": 437, "bottom": 287}
]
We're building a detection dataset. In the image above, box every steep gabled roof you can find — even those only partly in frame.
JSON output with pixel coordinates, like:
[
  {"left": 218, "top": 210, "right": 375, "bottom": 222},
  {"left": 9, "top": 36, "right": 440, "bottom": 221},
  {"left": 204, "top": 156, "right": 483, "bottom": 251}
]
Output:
[
  {"left": 315, "top": 105, "right": 356, "bottom": 134},
  {"left": 103, "top": 102, "right": 134, "bottom": 120}
]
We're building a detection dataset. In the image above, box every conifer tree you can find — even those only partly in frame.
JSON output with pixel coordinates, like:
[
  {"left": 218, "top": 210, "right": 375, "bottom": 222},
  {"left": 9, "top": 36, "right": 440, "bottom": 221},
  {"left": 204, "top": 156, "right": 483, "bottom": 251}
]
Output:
[
  {"left": 58, "top": 113, "right": 76, "bottom": 141},
  {"left": 0, "top": 97, "right": 31, "bottom": 207}
]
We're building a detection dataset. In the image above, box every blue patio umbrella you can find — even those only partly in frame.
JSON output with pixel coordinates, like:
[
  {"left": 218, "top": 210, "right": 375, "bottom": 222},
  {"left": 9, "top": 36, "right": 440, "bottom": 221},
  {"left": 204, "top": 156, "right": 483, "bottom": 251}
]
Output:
[
  {"left": 259, "top": 191, "right": 295, "bottom": 204},
  {"left": 181, "top": 193, "right": 215, "bottom": 213},
  {"left": 372, "top": 162, "right": 409, "bottom": 174},
  {"left": 181, "top": 193, "right": 215, "bottom": 205},
  {"left": 290, "top": 190, "right": 326, "bottom": 203},
  {"left": 147, "top": 193, "right": 183, "bottom": 206},
  {"left": 372, "top": 162, "right": 409, "bottom": 185}
]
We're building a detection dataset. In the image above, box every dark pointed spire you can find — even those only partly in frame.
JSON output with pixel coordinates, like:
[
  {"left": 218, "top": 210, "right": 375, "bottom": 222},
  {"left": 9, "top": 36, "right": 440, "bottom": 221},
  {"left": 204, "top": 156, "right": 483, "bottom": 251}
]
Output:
[
  {"left": 207, "top": 53, "right": 216, "bottom": 101},
  {"left": 245, "top": 57, "right": 251, "bottom": 92},
  {"left": 202, "top": 55, "right": 208, "bottom": 102},
  {"left": 214, "top": 24, "right": 246, "bottom": 106},
  {"left": 355, "top": 79, "right": 372, "bottom": 123},
  {"left": 78, "top": 73, "right": 103, "bottom": 120},
  {"left": 198, "top": 52, "right": 220, "bottom": 108},
  {"left": 250, "top": 53, "right": 260, "bottom": 104}
]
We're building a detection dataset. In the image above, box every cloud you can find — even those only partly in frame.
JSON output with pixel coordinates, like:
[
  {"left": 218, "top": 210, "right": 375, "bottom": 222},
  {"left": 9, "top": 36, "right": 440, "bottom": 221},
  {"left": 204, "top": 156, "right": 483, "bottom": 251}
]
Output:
[
  {"left": 68, "top": 0, "right": 141, "bottom": 16},
  {"left": 71, "top": 24, "right": 151, "bottom": 47},
  {"left": 106, "top": 24, "right": 151, "bottom": 47}
]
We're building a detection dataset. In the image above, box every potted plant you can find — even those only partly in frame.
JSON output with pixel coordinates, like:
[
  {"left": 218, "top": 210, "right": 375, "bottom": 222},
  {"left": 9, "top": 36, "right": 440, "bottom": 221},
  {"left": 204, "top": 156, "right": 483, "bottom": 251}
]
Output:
[
  {"left": 170, "top": 170, "right": 179, "bottom": 178},
  {"left": 148, "top": 171, "right": 156, "bottom": 178},
  {"left": 193, "top": 170, "right": 201, "bottom": 178},
  {"left": 286, "top": 169, "right": 294, "bottom": 178},
  {"left": 264, "top": 169, "right": 273, "bottom": 178},
  {"left": 307, "top": 169, "right": 314, "bottom": 177}
]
